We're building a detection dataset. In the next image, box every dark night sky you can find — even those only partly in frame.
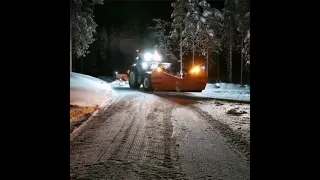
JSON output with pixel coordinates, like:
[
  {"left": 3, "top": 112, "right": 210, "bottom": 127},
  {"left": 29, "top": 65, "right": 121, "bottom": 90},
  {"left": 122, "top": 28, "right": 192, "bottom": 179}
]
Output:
[
  {"left": 94, "top": 0, "right": 224, "bottom": 32},
  {"left": 82, "top": 0, "right": 225, "bottom": 76},
  {"left": 95, "top": 1, "right": 171, "bottom": 30}
]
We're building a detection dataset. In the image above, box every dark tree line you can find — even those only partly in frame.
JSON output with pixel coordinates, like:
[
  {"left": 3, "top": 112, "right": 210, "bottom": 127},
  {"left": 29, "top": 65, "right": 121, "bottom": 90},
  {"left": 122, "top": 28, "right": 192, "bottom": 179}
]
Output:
[
  {"left": 70, "top": 0, "right": 104, "bottom": 72},
  {"left": 70, "top": 0, "right": 250, "bottom": 84},
  {"left": 149, "top": 0, "right": 250, "bottom": 84},
  {"left": 71, "top": 0, "right": 146, "bottom": 76}
]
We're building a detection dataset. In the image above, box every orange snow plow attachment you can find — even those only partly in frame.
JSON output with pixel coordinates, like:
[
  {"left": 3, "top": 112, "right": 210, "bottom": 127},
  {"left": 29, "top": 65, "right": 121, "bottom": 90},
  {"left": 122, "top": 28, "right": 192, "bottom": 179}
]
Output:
[
  {"left": 151, "top": 66, "right": 207, "bottom": 92},
  {"left": 116, "top": 74, "right": 129, "bottom": 81}
]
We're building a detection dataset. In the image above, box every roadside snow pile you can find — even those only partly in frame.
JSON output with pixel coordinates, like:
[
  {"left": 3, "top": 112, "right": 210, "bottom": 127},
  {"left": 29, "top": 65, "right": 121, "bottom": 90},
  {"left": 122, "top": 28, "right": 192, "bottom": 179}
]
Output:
[
  {"left": 200, "top": 83, "right": 250, "bottom": 102},
  {"left": 70, "top": 72, "right": 114, "bottom": 107},
  {"left": 210, "top": 83, "right": 250, "bottom": 90},
  {"left": 201, "top": 90, "right": 250, "bottom": 102}
]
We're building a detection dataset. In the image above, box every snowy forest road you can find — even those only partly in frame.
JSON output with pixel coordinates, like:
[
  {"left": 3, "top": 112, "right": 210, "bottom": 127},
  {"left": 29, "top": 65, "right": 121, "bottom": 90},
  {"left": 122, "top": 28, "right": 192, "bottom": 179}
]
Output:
[{"left": 70, "top": 86, "right": 250, "bottom": 180}]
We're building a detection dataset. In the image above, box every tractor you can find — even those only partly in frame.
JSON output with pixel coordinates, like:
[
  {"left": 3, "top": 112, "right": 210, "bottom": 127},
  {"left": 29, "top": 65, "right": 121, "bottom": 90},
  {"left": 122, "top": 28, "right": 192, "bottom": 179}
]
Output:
[{"left": 127, "top": 49, "right": 207, "bottom": 92}]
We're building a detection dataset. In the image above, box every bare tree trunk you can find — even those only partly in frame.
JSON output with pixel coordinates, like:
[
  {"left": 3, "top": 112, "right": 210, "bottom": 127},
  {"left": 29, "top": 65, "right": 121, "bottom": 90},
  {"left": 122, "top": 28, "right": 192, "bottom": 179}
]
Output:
[
  {"left": 228, "top": 17, "right": 233, "bottom": 83},
  {"left": 217, "top": 54, "right": 219, "bottom": 82},
  {"left": 180, "top": 28, "right": 183, "bottom": 78},
  {"left": 240, "top": 35, "right": 244, "bottom": 86},
  {"left": 206, "top": 48, "right": 209, "bottom": 77},
  {"left": 229, "top": 32, "right": 233, "bottom": 83},
  {"left": 192, "top": 37, "right": 195, "bottom": 68}
]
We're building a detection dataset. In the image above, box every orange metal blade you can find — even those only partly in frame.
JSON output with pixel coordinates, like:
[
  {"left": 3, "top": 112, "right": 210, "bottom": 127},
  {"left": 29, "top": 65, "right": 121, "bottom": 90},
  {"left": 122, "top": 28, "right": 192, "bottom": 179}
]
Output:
[{"left": 151, "top": 71, "right": 207, "bottom": 92}]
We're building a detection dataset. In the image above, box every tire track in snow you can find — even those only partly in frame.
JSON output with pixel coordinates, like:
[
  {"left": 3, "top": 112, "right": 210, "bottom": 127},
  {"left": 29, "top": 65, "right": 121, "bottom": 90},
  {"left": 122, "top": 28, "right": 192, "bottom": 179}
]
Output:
[
  {"left": 141, "top": 100, "right": 184, "bottom": 179},
  {"left": 104, "top": 93, "right": 151, "bottom": 162},
  {"left": 70, "top": 93, "right": 186, "bottom": 179},
  {"left": 190, "top": 105, "right": 250, "bottom": 162},
  {"left": 171, "top": 106, "right": 249, "bottom": 180},
  {"left": 162, "top": 103, "right": 174, "bottom": 169},
  {"left": 70, "top": 94, "right": 139, "bottom": 165},
  {"left": 117, "top": 95, "right": 149, "bottom": 161},
  {"left": 96, "top": 114, "right": 133, "bottom": 163},
  {"left": 105, "top": 108, "right": 138, "bottom": 161},
  {"left": 71, "top": 91, "right": 250, "bottom": 179},
  {"left": 90, "top": 99, "right": 136, "bottom": 163},
  {"left": 97, "top": 95, "right": 145, "bottom": 163}
]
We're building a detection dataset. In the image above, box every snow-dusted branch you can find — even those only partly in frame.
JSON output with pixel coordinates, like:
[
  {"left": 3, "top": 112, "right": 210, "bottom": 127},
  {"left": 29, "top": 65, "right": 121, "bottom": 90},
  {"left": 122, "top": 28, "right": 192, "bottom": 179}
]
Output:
[{"left": 71, "top": 0, "right": 104, "bottom": 58}]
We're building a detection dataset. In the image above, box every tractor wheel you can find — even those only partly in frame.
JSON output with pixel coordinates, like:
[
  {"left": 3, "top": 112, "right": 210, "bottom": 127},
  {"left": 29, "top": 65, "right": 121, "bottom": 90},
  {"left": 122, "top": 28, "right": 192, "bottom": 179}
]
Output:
[
  {"left": 129, "top": 69, "right": 141, "bottom": 89},
  {"left": 143, "top": 73, "right": 153, "bottom": 91}
]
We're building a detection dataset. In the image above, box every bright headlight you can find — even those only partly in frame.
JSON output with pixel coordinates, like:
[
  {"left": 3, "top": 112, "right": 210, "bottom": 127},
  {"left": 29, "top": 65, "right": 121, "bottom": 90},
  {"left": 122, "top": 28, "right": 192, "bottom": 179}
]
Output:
[
  {"left": 144, "top": 52, "right": 153, "bottom": 61},
  {"left": 153, "top": 50, "right": 162, "bottom": 61},
  {"left": 190, "top": 66, "right": 201, "bottom": 73},
  {"left": 142, "top": 62, "right": 148, "bottom": 69},
  {"left": 153, "top": 53, "right": 162, "bottom": 61},
  {"left": 194, "top": 67, "right": 200, "bottom": 73}
]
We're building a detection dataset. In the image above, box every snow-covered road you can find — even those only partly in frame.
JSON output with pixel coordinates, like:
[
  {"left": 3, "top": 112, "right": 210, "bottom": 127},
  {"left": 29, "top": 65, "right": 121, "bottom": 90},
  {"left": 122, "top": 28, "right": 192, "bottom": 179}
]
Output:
[
  {"left": 70, "top": 83, "right": 250, "bottom": 179},
  {"left": 110, "top": 80, "right": 250, "bottom": 102}
]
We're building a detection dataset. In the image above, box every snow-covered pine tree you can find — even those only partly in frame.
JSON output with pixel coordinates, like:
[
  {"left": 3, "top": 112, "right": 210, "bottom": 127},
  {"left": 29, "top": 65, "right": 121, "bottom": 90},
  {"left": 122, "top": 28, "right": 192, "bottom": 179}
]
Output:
[
  {"left": 244, "top": 28, "right": 250, "bottom": 65},
  {"left": 71, "top": 0, "right": 104, "bottom": 71},
  {"left": 222, "top": 0, "right": 237, "bottom": 83},
  {"left": 234, "top": 0, "right": 250, "bottom": 85},
  {"left": 210, "top": 8, "right": 224, "bottom": 79},
  {"left": 148, "top": 19, "right": 177, "bottom": 62},
  {"left": 197, "top": 0, "right": 211, "bottom": 75},
  {"left": 170, "top": 0, "right": 188, "bottom": 77},
  {"left": 198, "top": 0, "right": 223, "bottom": 77},
  {"left": 184, "top": 0, "right": 201, "bottom": 67},
  {"left": 244, "top": 28, "right": 250, "bottom": 84}
]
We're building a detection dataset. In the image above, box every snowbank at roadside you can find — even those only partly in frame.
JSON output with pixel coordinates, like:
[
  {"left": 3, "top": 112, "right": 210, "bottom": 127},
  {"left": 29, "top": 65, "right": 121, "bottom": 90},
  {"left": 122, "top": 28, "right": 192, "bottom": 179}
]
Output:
[
  {"left": 70, "top": 72, "right": 114, "bottom": 107},
  {"left": 208, "top": 82, "right": 250, "bottom": 90},
  {"left": 199, "top": 83, "right": 250, "bottom": 102}
]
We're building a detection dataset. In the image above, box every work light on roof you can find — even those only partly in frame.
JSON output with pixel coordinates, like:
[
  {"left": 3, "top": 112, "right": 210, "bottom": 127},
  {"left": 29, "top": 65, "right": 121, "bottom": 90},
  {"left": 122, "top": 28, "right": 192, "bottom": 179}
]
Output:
[
  {"left": 143, "top": 51, "right": 162, "bottom": 62},
  {"left": 144, "top": 52, "right": 153, "bottom": 61}
]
